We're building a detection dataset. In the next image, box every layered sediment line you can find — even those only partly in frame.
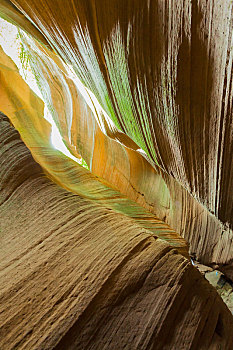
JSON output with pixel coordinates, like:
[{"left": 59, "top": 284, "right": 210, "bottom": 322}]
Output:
[{"left": 0, "top": 113, "right": 232, "bottom": 349}]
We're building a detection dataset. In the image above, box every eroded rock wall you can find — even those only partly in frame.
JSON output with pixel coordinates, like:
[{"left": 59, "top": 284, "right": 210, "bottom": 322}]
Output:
[
  {"left": 1, "top": 0, "right": 232, "bottom": 272},
  {"left": 0, "top": 113, "right": 233, "bottom": 349}
]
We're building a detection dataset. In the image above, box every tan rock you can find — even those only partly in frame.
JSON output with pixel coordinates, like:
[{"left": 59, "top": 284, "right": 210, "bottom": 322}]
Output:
[{"left": 0, "top": 113, "right": 233, "bottom": 349}]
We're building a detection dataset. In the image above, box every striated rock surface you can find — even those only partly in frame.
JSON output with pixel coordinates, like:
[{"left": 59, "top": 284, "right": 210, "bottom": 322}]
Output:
[
  {"left": 9, "top": 0, "right": 233, "bottom": 225},
  {"left": 0, "top": 0, "right": 232, "bottom": 346},
  {"left": 1, "top": 113, "right": 233, "bottom": 349},
  {"left": 0, "top": 46, "right": 188, "bottom": 255},
  {"left": 0, "top": 0, "right": 231, "bottom": 272}
]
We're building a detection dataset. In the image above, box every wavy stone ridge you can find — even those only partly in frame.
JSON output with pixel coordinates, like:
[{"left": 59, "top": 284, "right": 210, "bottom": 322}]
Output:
[
  {"left": 0, "top": 112, "right": 233, "bottom": 349},
  {"left": 1, "top": 0, "right": 232, "bottom": 272}
]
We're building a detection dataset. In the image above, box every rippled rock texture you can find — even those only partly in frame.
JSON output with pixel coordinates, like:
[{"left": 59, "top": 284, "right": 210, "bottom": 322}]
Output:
[
  {"left": 0, "top": 0, "right": 232, "bottom": 273},
  {"left": 0, "top": 112, "right": 233, "bottom": 349},
  {"left": 0, "top": 0, "right": 233, "bottom": 348}
]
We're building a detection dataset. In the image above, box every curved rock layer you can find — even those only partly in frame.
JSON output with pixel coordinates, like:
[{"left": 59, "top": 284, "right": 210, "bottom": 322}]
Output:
[
  {"left": 0, "top": 47, "right": 188, "bottom": 255},
  {"left": 0, "top": 29, "right": 232, "bottom": 271},
  {"left": 0, "top": 112, "right": 233, "bottom": 349},
  {"left": 20, "top": 37, "right": 233, "bottom": 269},
  {"left": 8, "top": 0, "right": 233, "bottom": 226},
  {"left": 0, "top": 0, "right": 232, "bottom": 272}
]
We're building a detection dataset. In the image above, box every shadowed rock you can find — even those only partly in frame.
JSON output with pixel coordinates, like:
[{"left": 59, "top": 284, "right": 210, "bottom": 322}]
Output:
[{"left": 0, "top": 113, "right": 233, "bottom": 349}]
